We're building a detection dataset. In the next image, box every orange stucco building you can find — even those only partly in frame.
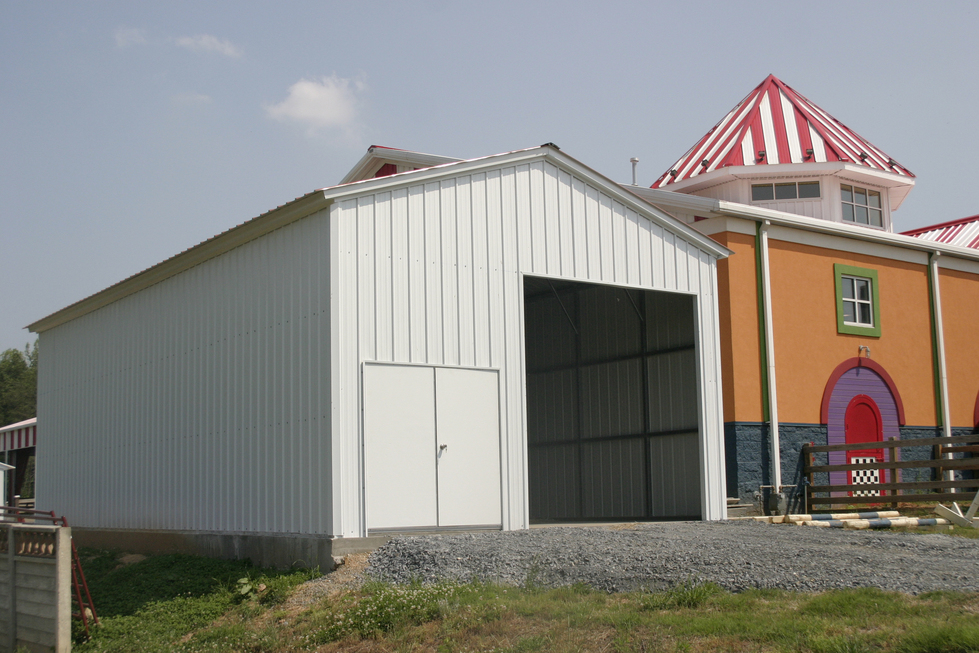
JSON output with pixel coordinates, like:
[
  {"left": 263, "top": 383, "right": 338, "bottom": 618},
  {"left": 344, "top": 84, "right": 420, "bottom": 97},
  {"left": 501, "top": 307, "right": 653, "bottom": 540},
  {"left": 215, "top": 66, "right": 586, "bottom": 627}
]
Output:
[{"left": 629, "top": 75, "right": 979, "bottom": 508}]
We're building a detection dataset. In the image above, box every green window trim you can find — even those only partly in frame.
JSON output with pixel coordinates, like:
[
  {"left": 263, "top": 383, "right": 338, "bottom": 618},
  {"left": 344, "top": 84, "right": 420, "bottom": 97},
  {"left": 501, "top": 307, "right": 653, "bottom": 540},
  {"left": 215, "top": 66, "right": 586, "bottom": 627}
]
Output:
[{"left": 834, "top": 264, "right": 881, "bottom": 337}]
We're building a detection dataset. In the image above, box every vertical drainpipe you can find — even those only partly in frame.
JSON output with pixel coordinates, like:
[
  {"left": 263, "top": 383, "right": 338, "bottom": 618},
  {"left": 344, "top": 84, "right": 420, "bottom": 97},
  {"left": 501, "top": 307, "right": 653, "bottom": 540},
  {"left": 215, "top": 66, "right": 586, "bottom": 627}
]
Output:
[
  {"left": 759, "top": 220, "right": 782, "bottom": 491},
  {"left": 929, "top": 252, "right": 954, "bottom": 480}
]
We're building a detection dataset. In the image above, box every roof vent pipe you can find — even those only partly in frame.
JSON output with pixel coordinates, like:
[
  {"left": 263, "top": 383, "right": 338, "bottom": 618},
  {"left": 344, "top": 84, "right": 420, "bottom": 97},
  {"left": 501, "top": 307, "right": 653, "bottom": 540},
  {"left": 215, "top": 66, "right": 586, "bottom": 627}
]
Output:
[{"left": 630, "top": 157, "right": 639, "bottom": 185}]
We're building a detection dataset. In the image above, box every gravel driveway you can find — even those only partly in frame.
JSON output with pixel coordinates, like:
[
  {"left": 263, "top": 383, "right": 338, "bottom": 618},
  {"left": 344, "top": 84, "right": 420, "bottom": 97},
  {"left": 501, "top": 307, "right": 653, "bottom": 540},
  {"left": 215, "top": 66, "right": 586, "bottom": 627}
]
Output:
[{"left": 366, "top": 520, "right": 979, "bottom": 595}]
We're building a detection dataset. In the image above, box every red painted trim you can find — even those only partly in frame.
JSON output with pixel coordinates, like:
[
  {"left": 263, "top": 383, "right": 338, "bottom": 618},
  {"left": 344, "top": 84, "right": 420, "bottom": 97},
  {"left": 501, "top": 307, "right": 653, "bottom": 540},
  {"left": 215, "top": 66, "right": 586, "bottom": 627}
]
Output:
[
  {"left": 820, "top": 357, "right": 906, "bottom": 426},
  {"left": 901, "top": 214, "right": 979, "bottom": 236}
]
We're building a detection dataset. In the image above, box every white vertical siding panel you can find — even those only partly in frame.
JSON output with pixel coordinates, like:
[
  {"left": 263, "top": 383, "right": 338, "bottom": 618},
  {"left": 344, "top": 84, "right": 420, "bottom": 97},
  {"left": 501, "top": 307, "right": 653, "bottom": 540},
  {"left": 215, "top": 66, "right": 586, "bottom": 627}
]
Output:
[
  {"left": 557, "top": 169, "right": 574, "bottom": 277},
  {"left": 440, "top": 180, "right": 460, "bottom": 366},
  {"left": 598, "top": 194, "right": 614, "bottom": 281},
  {"left": 675, "top": 236, "right": 689, "bottom": 292},
  {"left": 337, "top": 199, "right": 361, "bottom": 536},
  {"left": 698, "top": 253, "right": 726, "bottom": 519},
  {"left": 585, "top": 186, "right": 601, "bottom": 281},
  {"left": 543, "top": 163, "right": 561, "bottom": 275},
  {"left": 515, "top": 165, "right": 533, "bottom": 273},
  {"left": 500, "top": 166, "right": 521, "bottom": 528},
  {"left": 638, "top": 218, "right": 653, "bottom": 287},
  {"left": 456, "top": 177, "right": 476, "bottom": 367},
  {"left": 663, "top": 229, "right": 677, "bottom": 290},
  {"left": 424, "top": 182, "right": 444, "bottom": 365},
  {"left": 530, "top": 162, "right": 547, "bottom": 274},
  {"left": 358, "top": 197, "right": 376, "bottom": 362},
  {"left": 391, "top": 189, "right": 410, "bottom": 362},
  {"left": 571, "top": 177, "right": 587, "bottom": 278},
  {"left": 625, "top": 209, "right": 641, "bottom": 285},
  {"left": 407, "top": 186, "right": 427, "bottom": 362},
  {"left": 486, "top": 169, "right": 506, "bottom": 371},
  {"left": 374, "top": 193, "right": 393, "bottom": 362},
  {"left": 687, "top": 241, "right": 701, "bottom": 295},
  {"left": 650, "top": 223, "right": 666, "bottom": 290},
  {"left": 471, "top": 173, "right": 491, "bottom": 368},
  {"left": 612, "top": 201, "right": 628, "bottom": 284}
]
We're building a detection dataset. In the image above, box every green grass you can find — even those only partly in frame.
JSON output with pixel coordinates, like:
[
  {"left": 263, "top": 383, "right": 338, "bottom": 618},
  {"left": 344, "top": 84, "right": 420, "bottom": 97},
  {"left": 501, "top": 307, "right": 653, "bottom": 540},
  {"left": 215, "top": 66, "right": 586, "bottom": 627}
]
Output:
[
  {"left": 75, "top": 549, "right": 979, "bottom": 652},
  {"left": 75, "top": 548, "right": 318, "bottom": 652}
]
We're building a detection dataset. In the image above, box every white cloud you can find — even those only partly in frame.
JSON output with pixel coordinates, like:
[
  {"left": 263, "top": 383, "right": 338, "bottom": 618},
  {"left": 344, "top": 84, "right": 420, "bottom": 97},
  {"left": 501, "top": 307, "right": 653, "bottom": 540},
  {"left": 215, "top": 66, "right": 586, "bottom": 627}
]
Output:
[
  {"left": 266, "top": 75, "right": 365, "bottom": 135},
  {"left": 114, "top": 27, "right": 147, "bottom": 48},
  {"left": 175, "top": 34, "right": 242, "bottom": 58}
]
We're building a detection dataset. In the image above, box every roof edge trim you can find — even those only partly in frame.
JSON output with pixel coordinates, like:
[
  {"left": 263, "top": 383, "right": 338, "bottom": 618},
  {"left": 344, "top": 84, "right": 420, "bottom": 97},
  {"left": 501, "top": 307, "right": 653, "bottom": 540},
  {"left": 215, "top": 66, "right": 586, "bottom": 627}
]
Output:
[{"left": 714, "top": 200, "right": 979, "bottom": 262}]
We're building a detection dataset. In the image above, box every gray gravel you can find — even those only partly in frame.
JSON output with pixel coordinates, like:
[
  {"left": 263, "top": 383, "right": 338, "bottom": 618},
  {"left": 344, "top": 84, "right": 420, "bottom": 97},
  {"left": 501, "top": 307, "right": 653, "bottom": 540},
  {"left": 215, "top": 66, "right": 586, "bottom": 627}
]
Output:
[{"left": 366, "top": 521, "right": 979, "bottom": 595}]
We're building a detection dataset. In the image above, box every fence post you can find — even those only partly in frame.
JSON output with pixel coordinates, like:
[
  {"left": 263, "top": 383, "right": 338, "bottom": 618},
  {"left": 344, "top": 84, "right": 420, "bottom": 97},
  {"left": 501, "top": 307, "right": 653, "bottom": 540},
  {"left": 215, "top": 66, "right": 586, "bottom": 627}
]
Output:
[
  {"left": 805, "top": 442, "right": 815, "bottom": 514},
  {"left": 889, "top": 437, "right": 900, "bottom": 510},
  {"left": 935, "top": 443, "right": 944, "bottom": 491}
]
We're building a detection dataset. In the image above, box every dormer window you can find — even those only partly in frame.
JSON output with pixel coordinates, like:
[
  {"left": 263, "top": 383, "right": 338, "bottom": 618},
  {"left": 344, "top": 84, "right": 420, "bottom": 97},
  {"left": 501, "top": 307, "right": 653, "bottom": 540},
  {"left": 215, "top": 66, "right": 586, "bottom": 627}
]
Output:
[
  {"left": 751, "top": 181, "right": 820, "bottom": 201},
  {"left": 841, "top": 184, "right": 882, "bottom": 227}
]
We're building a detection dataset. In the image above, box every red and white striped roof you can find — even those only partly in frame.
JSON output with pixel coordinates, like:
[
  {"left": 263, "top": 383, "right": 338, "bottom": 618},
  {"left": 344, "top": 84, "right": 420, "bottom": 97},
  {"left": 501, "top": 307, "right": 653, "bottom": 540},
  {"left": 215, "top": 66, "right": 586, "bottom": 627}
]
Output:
[
  {"left": 0, "top": 418, "right": 36, "bottom": 453},
  {"left": 653, "top": 74, "right": 914, "bottom": 188},
  {"left": 902, "top": 215, "right": 979, "bottom": 250}
]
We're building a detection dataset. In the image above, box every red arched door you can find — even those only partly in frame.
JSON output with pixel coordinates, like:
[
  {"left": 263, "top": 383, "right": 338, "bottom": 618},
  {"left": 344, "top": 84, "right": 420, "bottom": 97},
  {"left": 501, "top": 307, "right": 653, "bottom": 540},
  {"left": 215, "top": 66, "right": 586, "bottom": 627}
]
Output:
[{"left": 845, "top": 394, "right": 884, "bottom": 493}]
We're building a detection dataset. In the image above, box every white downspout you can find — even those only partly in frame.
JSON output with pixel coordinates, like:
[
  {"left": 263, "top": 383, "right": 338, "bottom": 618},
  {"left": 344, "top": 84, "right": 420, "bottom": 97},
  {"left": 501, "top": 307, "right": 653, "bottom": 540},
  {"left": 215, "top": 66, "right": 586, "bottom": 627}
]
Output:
[
  {"left": 930, "top": 252, "right": 954, "bottom": 481},
  {"left": 759, "top": 221, "right": 782, "bottom": 491}
]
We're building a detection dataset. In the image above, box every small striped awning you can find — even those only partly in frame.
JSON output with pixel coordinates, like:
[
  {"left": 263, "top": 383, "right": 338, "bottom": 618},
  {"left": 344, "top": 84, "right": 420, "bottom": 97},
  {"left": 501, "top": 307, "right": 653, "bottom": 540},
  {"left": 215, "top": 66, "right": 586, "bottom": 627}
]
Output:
[{"left": 0, "top": 418, "right": 36, "bottom": 452}]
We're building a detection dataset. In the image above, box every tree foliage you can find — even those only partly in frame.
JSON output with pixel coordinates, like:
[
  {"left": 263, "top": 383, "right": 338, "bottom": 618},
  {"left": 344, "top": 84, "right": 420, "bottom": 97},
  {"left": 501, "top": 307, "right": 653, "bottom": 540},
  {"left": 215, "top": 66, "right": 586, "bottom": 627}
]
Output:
[{"left": 0, "top": 341, "right": 38, "bottom": 427}]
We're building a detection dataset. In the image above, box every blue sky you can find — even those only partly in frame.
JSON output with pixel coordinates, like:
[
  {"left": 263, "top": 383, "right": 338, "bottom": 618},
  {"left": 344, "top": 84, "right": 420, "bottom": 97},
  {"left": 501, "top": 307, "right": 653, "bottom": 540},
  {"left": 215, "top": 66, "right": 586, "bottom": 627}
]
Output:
[{"left": 2, "top": 1, "right": 978, "bottom": 354}]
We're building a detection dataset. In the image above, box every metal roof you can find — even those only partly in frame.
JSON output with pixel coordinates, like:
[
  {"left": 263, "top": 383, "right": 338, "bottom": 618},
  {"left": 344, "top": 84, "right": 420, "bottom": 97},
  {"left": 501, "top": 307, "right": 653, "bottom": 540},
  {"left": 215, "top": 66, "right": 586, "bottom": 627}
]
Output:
[
  {"left": 902, "top": 215, "right": 979, "bottom": 249},
  {"left": 653, "top": 74, "right": 914, "bottom": 189},
  {"left": 28, "top": 145, "right": 729, "bottom": 334}
]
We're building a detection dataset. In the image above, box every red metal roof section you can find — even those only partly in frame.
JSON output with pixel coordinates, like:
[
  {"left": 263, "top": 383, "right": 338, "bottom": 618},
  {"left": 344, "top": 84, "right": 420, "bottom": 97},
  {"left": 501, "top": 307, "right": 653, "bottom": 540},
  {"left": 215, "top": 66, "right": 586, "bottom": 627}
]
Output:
[
  {"left": 902, "top": 214, "right": 979, "bottom": 249},
  {"left": 653, "top": 75, "right": 915, "bottom": 188}
]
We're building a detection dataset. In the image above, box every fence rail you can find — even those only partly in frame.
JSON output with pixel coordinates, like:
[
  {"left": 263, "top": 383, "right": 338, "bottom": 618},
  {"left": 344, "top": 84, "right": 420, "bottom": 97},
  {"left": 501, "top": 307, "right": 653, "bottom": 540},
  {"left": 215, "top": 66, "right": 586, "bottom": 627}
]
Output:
[{"left": 802, "top": 434, "right": 979, "bottom": 510}]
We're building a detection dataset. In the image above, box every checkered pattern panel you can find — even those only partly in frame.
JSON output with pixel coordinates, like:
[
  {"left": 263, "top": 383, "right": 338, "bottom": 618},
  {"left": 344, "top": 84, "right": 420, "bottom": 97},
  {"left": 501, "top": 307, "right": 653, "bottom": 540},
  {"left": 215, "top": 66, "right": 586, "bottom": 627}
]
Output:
[{"left": 851, "top": 456, "right": 879, "bottom": 497}]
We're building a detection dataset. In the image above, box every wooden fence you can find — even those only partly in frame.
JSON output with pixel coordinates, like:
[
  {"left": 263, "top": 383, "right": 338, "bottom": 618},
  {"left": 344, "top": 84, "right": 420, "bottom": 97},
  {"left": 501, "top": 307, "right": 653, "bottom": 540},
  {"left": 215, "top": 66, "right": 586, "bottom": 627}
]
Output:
[{"left": 802, "top": 434, "right": 979, "bottom": 511}]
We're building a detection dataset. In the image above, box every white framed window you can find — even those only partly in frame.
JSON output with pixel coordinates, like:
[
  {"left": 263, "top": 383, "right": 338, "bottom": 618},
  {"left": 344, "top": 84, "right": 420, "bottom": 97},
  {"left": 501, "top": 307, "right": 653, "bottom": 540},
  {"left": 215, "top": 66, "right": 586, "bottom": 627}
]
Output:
[
  {"left": 841, "top": 184, "right": 883, "bottom": 227},
  {"left": 751, "top": 181, "right": 820, "bottom": 202},
  {"left": 841, "top": 276, "right": 873, "bottom": 326}
]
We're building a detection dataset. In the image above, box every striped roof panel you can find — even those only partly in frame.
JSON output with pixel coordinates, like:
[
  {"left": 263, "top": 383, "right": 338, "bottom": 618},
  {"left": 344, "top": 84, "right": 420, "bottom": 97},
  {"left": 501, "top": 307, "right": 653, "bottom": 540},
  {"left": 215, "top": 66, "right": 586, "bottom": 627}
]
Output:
[
  {"left": 653, "top": 75, "right": 914, "bottom": 188},
  {"left": 902, "top": 215, "right": 979, "bottom": 250}
]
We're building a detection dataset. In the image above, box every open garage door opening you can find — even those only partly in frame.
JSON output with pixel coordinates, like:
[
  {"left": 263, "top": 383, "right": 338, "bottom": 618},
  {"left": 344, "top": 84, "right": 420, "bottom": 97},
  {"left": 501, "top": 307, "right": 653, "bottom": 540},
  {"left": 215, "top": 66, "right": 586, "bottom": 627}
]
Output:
[{"left": 524, "top": 277, "right": 702, "bottom": 522}]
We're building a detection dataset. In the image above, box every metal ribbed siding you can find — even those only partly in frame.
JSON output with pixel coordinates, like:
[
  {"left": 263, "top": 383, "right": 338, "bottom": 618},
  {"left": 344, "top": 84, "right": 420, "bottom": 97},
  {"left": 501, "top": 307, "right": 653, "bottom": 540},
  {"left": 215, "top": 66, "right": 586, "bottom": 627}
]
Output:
[
  {"left": 37, "top": 211, "right": 333, "bottom": 534},
  {"left": 334, "top": 159, "right": 726, "bottom": 535}
]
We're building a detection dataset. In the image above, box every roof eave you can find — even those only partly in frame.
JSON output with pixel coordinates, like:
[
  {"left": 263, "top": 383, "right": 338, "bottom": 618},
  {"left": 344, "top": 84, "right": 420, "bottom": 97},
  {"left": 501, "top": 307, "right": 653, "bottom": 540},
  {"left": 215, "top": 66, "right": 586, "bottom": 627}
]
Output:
[{"left": 713, "top": 200, "right": 979, "bottom": 261}]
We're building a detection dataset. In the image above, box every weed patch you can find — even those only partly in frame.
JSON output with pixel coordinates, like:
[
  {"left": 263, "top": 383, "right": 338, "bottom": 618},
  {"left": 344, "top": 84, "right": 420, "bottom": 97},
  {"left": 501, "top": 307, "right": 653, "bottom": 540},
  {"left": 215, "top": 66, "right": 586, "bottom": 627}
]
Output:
[
  {"left": 309, "top": 581, "right": 457, "bottom": 644},
  {"left": 639, "top": 577, "right": 725, "bottom": 610}
]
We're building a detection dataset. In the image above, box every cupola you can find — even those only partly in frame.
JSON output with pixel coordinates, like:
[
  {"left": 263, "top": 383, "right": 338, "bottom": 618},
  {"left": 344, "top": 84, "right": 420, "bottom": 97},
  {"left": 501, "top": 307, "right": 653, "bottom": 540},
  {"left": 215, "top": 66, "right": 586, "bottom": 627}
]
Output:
[{"left": 653, "top": 75, "right": 914, "bottom": 232}]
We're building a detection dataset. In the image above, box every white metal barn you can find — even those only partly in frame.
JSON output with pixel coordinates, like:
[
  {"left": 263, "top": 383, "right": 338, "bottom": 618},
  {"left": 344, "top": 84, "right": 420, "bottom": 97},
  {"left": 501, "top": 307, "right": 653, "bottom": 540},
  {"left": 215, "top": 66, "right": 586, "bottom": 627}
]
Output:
[{"left": 30, "top": 145, "right": 730, "bottom": 567}]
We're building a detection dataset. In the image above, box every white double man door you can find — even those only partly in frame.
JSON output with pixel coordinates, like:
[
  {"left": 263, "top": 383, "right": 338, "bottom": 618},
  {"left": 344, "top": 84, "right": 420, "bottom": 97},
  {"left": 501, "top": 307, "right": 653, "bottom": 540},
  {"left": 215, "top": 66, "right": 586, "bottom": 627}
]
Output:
[{"left": 363, "top": 363, "right": 503, "bottom": 532}]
